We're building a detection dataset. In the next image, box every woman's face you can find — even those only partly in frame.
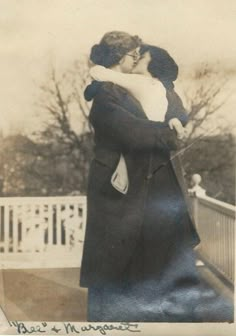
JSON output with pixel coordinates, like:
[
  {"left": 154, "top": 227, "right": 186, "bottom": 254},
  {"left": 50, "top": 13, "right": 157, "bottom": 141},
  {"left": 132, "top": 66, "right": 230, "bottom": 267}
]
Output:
[
  {"left": 119, "top": 48, "right": 140, "bottom": 73},
  {"left": 132, "top": 51, "right": 151, "bottom": 75}
]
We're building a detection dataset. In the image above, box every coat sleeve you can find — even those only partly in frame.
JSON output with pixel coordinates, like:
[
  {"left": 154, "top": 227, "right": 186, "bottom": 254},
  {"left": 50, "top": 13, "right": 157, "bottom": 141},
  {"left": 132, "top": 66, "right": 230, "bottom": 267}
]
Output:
[
  {"left": 90, "top": 85, "right": 178, "bottom": 153},
  {"left": 165, "top": 89, "right": 189, "bottom": 126}
]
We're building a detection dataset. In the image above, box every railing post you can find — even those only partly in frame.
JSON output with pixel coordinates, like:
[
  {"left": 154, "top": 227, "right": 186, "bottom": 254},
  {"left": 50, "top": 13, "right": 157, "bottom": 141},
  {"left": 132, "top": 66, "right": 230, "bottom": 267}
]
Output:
[
  {"left": 188, "top": 173, "right": 206, "bottom": 197},
  {"left": 188, "top": 174, "right": 206, "bottom": 230},
  {"left": 191, "top": 195, "right": 199, "bottom": 230}
]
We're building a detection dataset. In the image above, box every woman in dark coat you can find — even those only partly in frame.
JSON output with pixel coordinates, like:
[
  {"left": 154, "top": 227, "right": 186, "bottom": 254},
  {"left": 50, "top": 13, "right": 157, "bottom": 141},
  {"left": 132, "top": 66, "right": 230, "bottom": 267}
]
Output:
[{"left": 80, "top": 32, "right": 232, "bottom": 322}]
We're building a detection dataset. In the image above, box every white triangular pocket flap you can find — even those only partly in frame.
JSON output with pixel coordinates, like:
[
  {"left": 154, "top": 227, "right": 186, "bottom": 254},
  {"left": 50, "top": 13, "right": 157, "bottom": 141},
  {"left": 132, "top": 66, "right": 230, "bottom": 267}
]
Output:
[{"left": 111, "top": 154, "right": 129, "bottom": 194}]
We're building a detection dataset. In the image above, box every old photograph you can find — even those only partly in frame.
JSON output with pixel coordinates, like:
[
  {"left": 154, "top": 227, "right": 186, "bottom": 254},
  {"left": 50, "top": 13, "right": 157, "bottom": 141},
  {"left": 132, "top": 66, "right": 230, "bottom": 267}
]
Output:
[{"left": 0, "top": 0, "right": 236, "bottom": 334}]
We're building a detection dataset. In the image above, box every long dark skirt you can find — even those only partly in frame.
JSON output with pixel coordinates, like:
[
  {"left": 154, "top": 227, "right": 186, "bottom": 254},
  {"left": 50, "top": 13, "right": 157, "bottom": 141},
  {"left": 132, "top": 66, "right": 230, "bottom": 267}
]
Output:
[
  {"left": 87, "top": 241, "right": 233, "bottom": 322},
  {"left": 87, "top": 163, "right": 233, "bottom": 322}
]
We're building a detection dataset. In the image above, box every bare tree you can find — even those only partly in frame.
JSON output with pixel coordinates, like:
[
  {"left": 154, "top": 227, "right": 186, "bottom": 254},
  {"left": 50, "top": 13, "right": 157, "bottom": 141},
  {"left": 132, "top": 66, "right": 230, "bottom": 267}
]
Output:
[
  {"left": 33, "top": 58, "right": 93, "bottom": 194},
  {"left": 178, "top": 63, "right": 235, "bottom": 203},
  {"left": 37, "top": 58, "right": 91, "bottom": 139},
  {"left": 182, "top": 62, "right": 231, "bottom": 141}
]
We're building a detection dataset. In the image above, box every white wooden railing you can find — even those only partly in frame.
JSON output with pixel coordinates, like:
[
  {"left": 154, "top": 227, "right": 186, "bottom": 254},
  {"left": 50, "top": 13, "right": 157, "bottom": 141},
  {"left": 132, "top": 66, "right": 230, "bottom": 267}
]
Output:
[
  {"left": 191, "top": 194, "right": 235, "bottom": 285},
  {"left": 189, "top": 175, "right": 235, "bottom": 285},
  {"left": 0, "top": 188, "right": 235, "bottom": 283},
  {"left": 0, "top": 196, "right": 86, "bottom": 268}
]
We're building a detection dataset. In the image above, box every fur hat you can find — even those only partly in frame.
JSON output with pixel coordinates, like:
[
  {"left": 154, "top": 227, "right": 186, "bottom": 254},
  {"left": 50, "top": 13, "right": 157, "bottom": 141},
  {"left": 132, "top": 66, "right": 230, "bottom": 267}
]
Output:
[{"left": 90, "top": 31, "right": 142, "bottom": 67}]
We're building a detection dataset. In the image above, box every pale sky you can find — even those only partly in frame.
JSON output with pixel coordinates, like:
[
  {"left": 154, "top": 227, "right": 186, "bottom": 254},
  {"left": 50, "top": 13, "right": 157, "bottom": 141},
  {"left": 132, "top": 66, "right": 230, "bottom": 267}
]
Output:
[{"left": 0, "top": 0, "right": 236, "bottom": 134}]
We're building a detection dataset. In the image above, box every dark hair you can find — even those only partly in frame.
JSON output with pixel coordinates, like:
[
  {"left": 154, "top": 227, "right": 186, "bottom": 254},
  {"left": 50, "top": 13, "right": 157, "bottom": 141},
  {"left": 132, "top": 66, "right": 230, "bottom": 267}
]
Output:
[
  {"left": 90, "top": 31, "right": 141, "bottom": 68},
  {"left": 140, "top": 44, "right": 178, "bottom": 89}
]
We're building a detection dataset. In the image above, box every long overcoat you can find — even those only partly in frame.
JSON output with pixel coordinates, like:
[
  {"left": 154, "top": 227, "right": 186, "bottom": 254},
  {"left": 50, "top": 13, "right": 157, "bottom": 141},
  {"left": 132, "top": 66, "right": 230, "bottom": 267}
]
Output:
[{"left": 80, "top": 82, "right": 200, "bottom": 288}]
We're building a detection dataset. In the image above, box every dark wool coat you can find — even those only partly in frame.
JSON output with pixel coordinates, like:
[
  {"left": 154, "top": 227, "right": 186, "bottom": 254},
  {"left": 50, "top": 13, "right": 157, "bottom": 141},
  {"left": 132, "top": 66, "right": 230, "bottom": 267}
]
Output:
[{"left": 80, "top": 82, "right": 200, "bottom": 288}]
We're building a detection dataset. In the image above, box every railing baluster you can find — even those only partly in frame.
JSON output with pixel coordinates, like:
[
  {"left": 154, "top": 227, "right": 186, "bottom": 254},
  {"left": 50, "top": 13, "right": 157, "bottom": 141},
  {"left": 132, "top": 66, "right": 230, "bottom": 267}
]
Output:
[
  {"left": 4, "top": 205, "right": 9, "bottom": 253},
  {"left": 230, "top": 219, "right": 234, "bottom": 282},
  {"left": 21, "top": 204, "right": 27, "bottom": 252},
  {"left": 39, "top": 203, "right": 45, "bottom": 252},
  {"left": 64, "top": 203, "right": 70, "bottom": 250},
  {"left": 12, "top": 205, "right": 18, "bottom": 253},
  {"left": 56, "top": 204, "right": 62, "bottom": 246},
  {"left": 48, "top": 204, "right": 53, "bottom": 248},
  {"left": 82, "top": 199, "right": 87, "bottom": 239}
]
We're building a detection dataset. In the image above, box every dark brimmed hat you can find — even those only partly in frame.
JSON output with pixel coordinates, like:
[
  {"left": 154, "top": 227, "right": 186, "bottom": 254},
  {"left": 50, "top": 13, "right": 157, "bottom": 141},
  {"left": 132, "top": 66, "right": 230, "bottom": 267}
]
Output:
[
  {"left": 90, "top": 31, "right": 142, "bottom": 67},
  {"left": 140, "top": 44, "right": 178, "bottom": 89}
]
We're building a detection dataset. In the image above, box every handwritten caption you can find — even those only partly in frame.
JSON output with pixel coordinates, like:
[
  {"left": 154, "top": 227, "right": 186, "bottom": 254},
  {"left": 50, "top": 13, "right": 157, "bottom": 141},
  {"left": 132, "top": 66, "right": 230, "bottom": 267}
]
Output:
[{"left": 9, "top": 321, "right": 141, "bottom": 335}]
